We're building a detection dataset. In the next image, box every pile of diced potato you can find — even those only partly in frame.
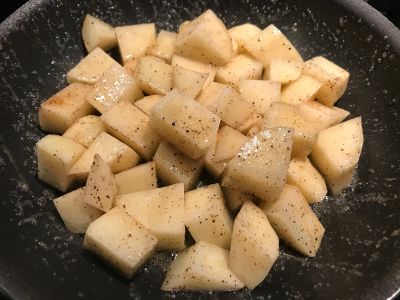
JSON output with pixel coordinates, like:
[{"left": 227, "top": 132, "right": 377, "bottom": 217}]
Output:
[{"left": 36, "top": 9, "right": 364, "bottom": 291}]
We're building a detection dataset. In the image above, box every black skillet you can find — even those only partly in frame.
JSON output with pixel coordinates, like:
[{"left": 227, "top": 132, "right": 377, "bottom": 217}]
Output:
[{"left": 0, "top": 0, "right": 400, "bottom": 299}]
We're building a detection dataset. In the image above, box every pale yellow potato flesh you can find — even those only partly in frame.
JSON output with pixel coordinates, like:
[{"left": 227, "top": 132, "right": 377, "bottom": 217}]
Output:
[
  {"left": 149, "top": 30, "right": 177, "bottom": 63},
  {"left": 221, "top": 187, "right": 256, "bottom": 212},
  {"left": 265, "top": 58, "right": 303, "bottom": 84},
  {"left": 115, "top": 161, "right": 157, "bottom": 195},
  {"left": 173, "top": 66, "right": 208, "bottom": 98},
  {"left": 63, "top": 115, "right": 106, "bottom": 147},
  {"left": 213, "top": 125, "right": 248, "bottom": 162},
  {"left": 280, "top": 74, "right": 322, "bottom": 105},
  {"left": 228, "top": 23, "right": 261, "bottom": 53},
  {"left": 82, "top": 14, "right": 117, "bottom": 52},
  {"left": 134, "top": 95, "right": 162, "bottom": 116}
]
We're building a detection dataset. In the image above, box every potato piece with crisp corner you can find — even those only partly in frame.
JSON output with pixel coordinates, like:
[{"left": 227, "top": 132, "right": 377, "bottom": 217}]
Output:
[
  {"left": 222, "top": 187, "right": 256, "bottom": 212},
  {"left": 63, "top": 115, "right": 105, "bottom": 147},
  {"left": 82, "top": 14, "right": 117, "bottom": 53},
  {"left": 115, "top": 161, "right": 157, "bottom": 195},
  {"left": 262, "top": 184, "right": 325, "bottom": 257},
  {"left": 115, "top": 23, "right": 156, "bottom": 65},
  {"left": 265, "top": 58, "right": 303, "bottom": 84},
  {"left": 54, "top": 187, "right": 103, "bottom": 234},
  {"left": 280, "top": 74, "right": 322, "bottom": 105},
  {"left": 39, "top": 82, "right": 94, "bottom": 134},
  {"left": 185, "top": 184, "right": 233, "bottom": 249},
  {"left": 134, "top": 95, "right": 162, "bottom": 116},
  {"left": 149, "top": 30, "right": 177, "bottom": 63},
  {"left": 101, "top": 101, "right": 161, "bottom": 161},
  {"left": 86, "top": 63, "right": 143, "bottom": 113},
  {"left": 222, "top": 127, "right": 293, "bottom": 202},
  {"left": 149, "top": 89, "right": 220, "bottom": 160},
  {"left": 238, "top": 80, "right": 280, "bottom": 115},
  {"left": 173, "top": 66, "right": 208, "bottom": 98},
  {"left": 36, "top": 135, "right": 86, "bottom": 192},
  {"left": 154, "top": 141, "right": 202, "bottom": 191},
  {"left": 69, "top": 132, "right": 140, "bottom": 180},
  {"left": 161, "top": 241, "right": 244, "bottom": 291},
  {"left": 83, "top": 154, "right": 117, "bottom": 212},
  {"left": 229, "top": 201, "right": 279, "bottom": 289},
  {"left": 134, "top": 56, "right": 173, "bottom": 95},
  {"left": 174, "top": 10, "right": 233, "bottom": 66},
  {"left": 116, "top": 183, "right": 185, "bottom": 251},
  {"left": 310, "top": 117, "right": 363, "bottom": 194},
  {"left": 228, "top": 23, "right": 261, "bottom": 53},
  {"left": 213, "top": 126, "right": 248, "bottom": 162},
  {"left": 84, "top": 207, "right": 157, "bottom": 278},
  {"left": 67, "top": 48, "right": 117, "bottom": 84}
]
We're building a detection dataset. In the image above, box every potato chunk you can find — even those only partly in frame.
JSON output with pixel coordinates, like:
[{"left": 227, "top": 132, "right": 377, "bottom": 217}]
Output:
[
  {"left": 36, "top": 135, "right": 86, "bottom": 192},
  {"left": 280, "top": 74, "right": 322, "bottom": 105},
  {"left": 101, "top": 101, "right": 161, "bottom": 160},
  {"left": 262, "top": 185, "right": 325, "bottom": 257},
  {"left": 82, "top": 14, "right": 117, "bottom": 52},
  {"left": 310, "top": 117, "right": 363, "bottom": 194},
  {"left": 237, "top": 112, "right": 263, "bottom": 134},
  {"left": 287, "top": 158, "right": 327, "bottom": 203},
  {"left": 265, "top": 58, "right": 302, "bottom": 84},
  {"left": 135, "top": 56, "right": 173, "bottom": 95},
  {"left": 173, "top": 66, "right": 208, "bottom": 98},
  {"left": 63, "top": 115, "right": 105, "bottom": 147},
  {"left": 162, "top": 241, "right": 244, "bottom": 291},
  {"left": 213, "top": 126, "right": 248, "bottom": 162},
  {"left": 154, "top": 141, "right": 202, "bottom": 191},
  {"left": 116, "top": 183, "right": 185, "bottom": 251},
  {"left": 174, "top": 9, "right": 233, "bottom": 65},
  {"left": 228, "top": 23, "right": 261, "bottom": 53},
  {"left": 222, "top": 127, "right": 293, "bottom": 202},
  {"left": 149, "top": 30, "right": 177, "bottom": 63},
  {"left": 54, "top": 187, "right": 103, "bottom": 234},
  {"left": 215, "top": 54, "right": 263, "bottom": 88},
  {"left": 84, "top": 207, "right": 157, "bottom": 278},
  {"left": 303, "top": 56, "right": 350, "bottom": 106},
  {"left": 149, "top": 90, "right": 220, "bottom": 160},
  {"left": 185, "top": 184, "right": 233, "bottom": 248},
  {"left": 203, "top": 142, "right": 228, "bottom": 178},
  {"left": 262, "top": 102, "right": 318, "bottom": 158},
  {"left": 229, "top": 201, "right": 279, "bottom": 289},
  {"left": 115, "top": 23, "right": 156, "bottom": 64},
  {"left": 238, "top": 80, "right": 281, "bottom": 115},
  {"left": 69, "top": 132, "right": 140, "bottom": 179},
  {"left": 83, "top": 154, "right": 117, "bottom": 212},
  {"left": 244, "top": 24, "right": 303, "bottom": 68},
  {"left": 222, "top": 187, "right": 256, "bottom": 212},
  {"left": 134, "top": 95, "right": 162, "bottom": 116},
  {"left": 197, "top": 82, "right": 253, "bottom": 129},
  {"left": 86, "top": 63, "right": 143, "bottom": 113},
  {"left": 67, "top": 48, "right": 117, "bottom": 84},
  {"left": 39, "top": 82, "right": 94, "bottom": 134},
  {"left": 115, "top": 162, "right": 157, "bottom": 195}
]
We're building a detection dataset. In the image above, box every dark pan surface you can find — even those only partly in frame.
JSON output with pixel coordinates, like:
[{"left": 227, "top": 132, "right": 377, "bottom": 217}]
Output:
[{"left": 0, "top": 0, "right": 400, "bottom": 299}]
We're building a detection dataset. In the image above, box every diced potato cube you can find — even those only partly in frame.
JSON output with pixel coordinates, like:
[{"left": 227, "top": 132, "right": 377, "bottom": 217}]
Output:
[
  {"left": 171, "top": 55, "right": 216, "bottom": 88},
  {"left": 134, "top": 56, "right": 173, "bottom": 95},
  {"left": 154, "top": 141, "right": 202, "bottom": 191},
  {"left": 303, "top": 56, "right": 350, "bottom": 106},
  {"left": 115, "top": 23, "right": 156, "bottom": 64},
  {"left": 173, "top": 66, "right": 208, "bottom": 98},
  {"left": 149, "top": 30, "right": 177, "bottom": 63},
  {"left": 265, "top": 58, "right": 302, "bottom": 84},
  {"left": 262, "top": 185, "right": 325, "bottom": 257},
  {"left": 174, "top": 10, "right": 233, "bottom": 66},
  {"left": 222, "top": 127, "right": 293, "bottom": 202},
  {"left": 67, "top": 48, "right": 117, "bottom": 84},
  {"left": 86, "top": 63, "right": 143, "bottom": 113},
  {"left": 197, "top": 82, "right": 253, "bottom": 129},
  {"left": 237, "top": 112, "right": 263, "bottom": 134},
  {"left": 83, "top": 154, "right": 117, "bottom": 212},
  {"left": 115, "top": 161, "right": 157, "bottom": 195},
  {"left": 53, "top": 187, "right": 103, "bottom": 234},
  {"left": 123, "top": 58, "right": 138, "bottom": 77},
  {"left": 228, "top": 23, "right": 261, "bottom": 53},
  {"left": 280, "top": 74, "right": 322, "bottom": 105},
  {"left": 222, "top": 187, "right": 256, "bottom": 212},
  {"left": 39, "top": 82, "right": 94, "bottom": 134},
  {"left": 297, "top": 101, "right": 350, "bottom": 131},
  {"left": 262, "top": 102, "right": 318, "bottom": 158},
  {"left": 229, "top": 201, "right": 279, "bottom": 289},
  {"left": 69, "top": 132, "right": 140, "bottom": 179},
  {"left": 310, "top": 117, "right": 363, "bottom": 194},
  {"left": 134, "top": 95, "right": 162, "bottom": 116},
  {"left": 213, "top": 126, "right": 248, "bottom": 162},
  {"left": 84, "top": 207, "right": 157, "bottom": 278},
  {"left": 63, "top": 115, "right": 105, "bottom": 147},
  {"left": 247, "top": 123, "right": 262, "bottom": 138},
  {"left": 244, "top": 24, "right": 303, "bottom": 68},
  {"left": 36, "top": 135, "right": 86, "bottom": 192},
  {"left": 203, "top": 142, "right": 228, "bottom": 178},
  {"left": 149, "top": 90, "right": 220, "bottom": 160},
  {"left": 178, "top": 20, "right": 191, "bottom": 34},
  {"left": 238, "top": 80, "right": 280, "bottom": 115},
  {"left": 162, "top": 241, "right": 244, "bottom": 291},
  {"left": 82, "top": 14, "right": 117, "bottom": 52},
  {"left": 116, "top": 183, "right": 185, "bottom": 251},
  {"left": 215, "top": 54, "right": 263, "bottom": 88},
  {"left": 101, "top": 101, "right": 161, "bottom": 160},
  {"left": 185, "top": 183, "right": 233, "bottom": 248},
  {"left": 287, "top": 158, "right": 327, "bottom": 203}
]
